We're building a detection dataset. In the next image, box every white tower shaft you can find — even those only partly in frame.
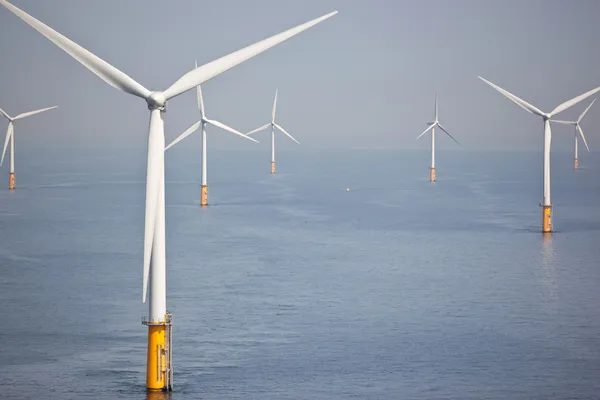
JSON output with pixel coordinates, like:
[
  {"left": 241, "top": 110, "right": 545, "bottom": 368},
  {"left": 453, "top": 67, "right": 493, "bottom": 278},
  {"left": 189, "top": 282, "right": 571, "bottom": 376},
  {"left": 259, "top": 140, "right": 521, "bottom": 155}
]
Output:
[
  {"left": 271, "top": 124, "right": 275, "bottom": 163},
  {"left": 10, "top": 130, "right": 14, "bottom": 173},
  {"left": 574, "top": 131, "right": 578, "bottom": 160},
  {"left": 201, "top": 122, "right": 207, "bottom": 186},
  {"left": 147, "top": 109, "right": 167, "bottom": 323},
  {"left": 543, "top": 119, "right": 551, "bottom": 206},
  {"left": 431, "top": 126, "right": 435, "bottom": 169}
]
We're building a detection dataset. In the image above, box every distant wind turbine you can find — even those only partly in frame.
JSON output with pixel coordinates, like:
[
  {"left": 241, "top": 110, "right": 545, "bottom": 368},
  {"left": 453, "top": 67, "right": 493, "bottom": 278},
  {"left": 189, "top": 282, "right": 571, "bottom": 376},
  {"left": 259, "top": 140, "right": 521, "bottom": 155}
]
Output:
[
  {"left": 416, "top": 94, "right": 459, "bottom": 182},
  {"left": 247, "top": 90, "right": 299, "bottom": 174},
  {"left": 551, "top": 98, "right": 594, "bottom": 170},
  {"left": 479, "top": 76, "right": 600, "bottom": 233},
  {"left": 0, "top": 0, "right": 337, "bottom": 390},
  {"left": 0, "top": 105, "right": 57, "bottom": 189},
  {"left": 165, "top": 62, "right": 258, "bottom": 207}
]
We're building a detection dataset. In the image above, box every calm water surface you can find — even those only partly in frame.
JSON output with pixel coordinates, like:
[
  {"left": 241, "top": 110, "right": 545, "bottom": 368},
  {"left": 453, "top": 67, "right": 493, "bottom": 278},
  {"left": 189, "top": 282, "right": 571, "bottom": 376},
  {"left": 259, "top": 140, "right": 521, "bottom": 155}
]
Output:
[{"left": 0, "top": 148, "right": 599, "bottom": 399}]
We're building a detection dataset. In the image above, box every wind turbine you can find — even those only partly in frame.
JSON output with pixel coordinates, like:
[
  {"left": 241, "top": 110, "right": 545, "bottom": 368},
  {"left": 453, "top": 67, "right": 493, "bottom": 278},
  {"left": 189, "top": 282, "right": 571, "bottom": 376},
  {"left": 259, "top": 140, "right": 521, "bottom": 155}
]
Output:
[
  {"left": 416, "top": 94, "right": 459, "bottom": 182},
  {"left": 0, "top": 105, "right": 57, "bottom": 189},
  {"left": 0, "top": 0, "right": 337, "bottom": 390},
  {"left": 247, "top": 90, "right": 299, "bottom": 174},
  {"left": 551, "top": 98, "right": 594, "bottom": 170},
  {"left": 165, "top": 64, "right": 258, "bottom": 207},
  {"left": 478, "top": 76, "right": 600, "bottom": 233}
]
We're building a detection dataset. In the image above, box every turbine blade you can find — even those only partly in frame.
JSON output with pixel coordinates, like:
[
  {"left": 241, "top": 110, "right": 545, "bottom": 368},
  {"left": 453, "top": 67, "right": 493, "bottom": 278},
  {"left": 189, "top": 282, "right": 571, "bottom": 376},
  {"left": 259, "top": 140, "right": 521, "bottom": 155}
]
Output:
[
  {"left": 0, "top": 107, "right": 10, "bottom": 121},
  {"left": 577, "top": 98, "right": 596, "bottom": 123},
  {"left": 142, "top": 113, "right": 164, "bottom": 303},
  {"left": 435, "top": 92, "right": 438, "bottom": 121},
  {"left": 246, "top": 123, "right": 271, "bottom": 136},
  {"left": 437, "top": 123, "right": 460, "bottom": 145},
  {"left": 478, "top": 76, "right": 545, "bottom": 117},
  {"left": 164, "top": 121, "right": 201, "bottom": 151},
  {"left": 577, "top": 125, "right": 590, "bottom": 152},
  {"left": 549, "top": 119, "right": 576, "bottom": 125},
  {"left": 274, "top": 123, "right": 299, "bottom": 144},
  {"left": 205, "top": 119, "right": 259, "bottom": 143},
  {"left": 0, "top": 0, "right": 151, "bottom": 100},
  {"left": 163, "top": 11, "right": 338, "bottom": 100},
  {"left": 272, "top": 89, "right": 278, "bottom": 122},
  {"left": 550, "top": 87, "right": 600, "bottom": 117},
  {"left": 1, "top": 122, "right": 13, "bottom": 166},
  {"left": 416, "top": 123, "right": 436, "bottom": 140},
  {"left": 196, "top": 69, "right": 206, "bottom": 120},
  {"left": 14, "top": 105, "right": 58, "bottom": 120}
]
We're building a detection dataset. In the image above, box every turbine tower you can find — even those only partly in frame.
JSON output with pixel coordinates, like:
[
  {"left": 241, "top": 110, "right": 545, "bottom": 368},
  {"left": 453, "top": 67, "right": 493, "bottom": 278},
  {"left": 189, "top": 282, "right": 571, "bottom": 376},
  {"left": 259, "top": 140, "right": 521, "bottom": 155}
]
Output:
[
  {"left": 0, "top": 105, "right": 57, "bottom": 189},
  {"left": 0, "top": 0, "right": 337, "bottom": 390},
  {"left": 416, "top": 94, "right": 459, "bottom": 182},
  {"left": 551, "top": 98, "right": 594, "bottom": 170},
  {"left": 165, "top": 64, "right": 258, "bottom": 207},
  {"left": 247, "top": 90, "right": 299, "bottom": 174},
  {"left": 479, "top": 77, "right": 600, "bottom": 233}
]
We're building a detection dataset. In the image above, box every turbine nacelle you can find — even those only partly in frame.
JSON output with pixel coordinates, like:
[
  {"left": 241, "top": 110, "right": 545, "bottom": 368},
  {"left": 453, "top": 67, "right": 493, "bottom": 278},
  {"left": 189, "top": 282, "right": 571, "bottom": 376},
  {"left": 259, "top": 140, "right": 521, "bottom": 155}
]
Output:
[{"left": 147, "top": 92, "right": 167, "bottom": 111}]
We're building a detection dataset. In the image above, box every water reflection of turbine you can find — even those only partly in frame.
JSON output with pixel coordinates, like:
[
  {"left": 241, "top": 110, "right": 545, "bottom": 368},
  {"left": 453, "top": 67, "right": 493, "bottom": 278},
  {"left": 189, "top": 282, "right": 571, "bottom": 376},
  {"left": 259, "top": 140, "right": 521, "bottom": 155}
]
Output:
[
  {"left": 540, "top": 234, "right": 558, "bottom": 303},
  {"left": 146, "top": 391, "right": 170, "bottom": 400}
]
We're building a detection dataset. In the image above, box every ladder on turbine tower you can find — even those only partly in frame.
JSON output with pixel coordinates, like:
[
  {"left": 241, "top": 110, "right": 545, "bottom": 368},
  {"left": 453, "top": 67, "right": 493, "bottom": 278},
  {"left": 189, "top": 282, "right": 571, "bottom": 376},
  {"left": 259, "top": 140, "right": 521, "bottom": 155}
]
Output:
[{"left": 165, "top": 312, "right": 173, "bottom": 391}]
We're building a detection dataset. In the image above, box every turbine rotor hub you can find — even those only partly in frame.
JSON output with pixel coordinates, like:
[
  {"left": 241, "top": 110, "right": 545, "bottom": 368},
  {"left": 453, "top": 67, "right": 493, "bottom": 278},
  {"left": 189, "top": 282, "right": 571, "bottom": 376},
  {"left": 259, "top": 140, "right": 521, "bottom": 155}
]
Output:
[{"left": 147, "top": 91, "right": 167, "bottom": 111}]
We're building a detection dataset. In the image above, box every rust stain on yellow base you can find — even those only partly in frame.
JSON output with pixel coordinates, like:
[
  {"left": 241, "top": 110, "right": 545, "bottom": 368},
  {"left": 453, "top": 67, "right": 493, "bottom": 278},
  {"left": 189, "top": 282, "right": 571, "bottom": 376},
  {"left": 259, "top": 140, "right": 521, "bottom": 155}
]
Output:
[
  {"left": 574, "top": 158, "right": 579, "bottom": 170},
  {"left": 8, "top": 173, "right": 15, "bottom": 190},
  {"left": 146, "top": 324, "right": 167, "bottom": 390},
  {"left": 271, "top": 161, "right": 276, "bottom": 175},
  {"left": 201, "top": 185, "right": 208, "bottom": 207},
  {"left": 542, "top": 205, "right": 553, "bottom": 233},
  {"left": 429, "top": 168, "right": 436, "bottom": 182}
]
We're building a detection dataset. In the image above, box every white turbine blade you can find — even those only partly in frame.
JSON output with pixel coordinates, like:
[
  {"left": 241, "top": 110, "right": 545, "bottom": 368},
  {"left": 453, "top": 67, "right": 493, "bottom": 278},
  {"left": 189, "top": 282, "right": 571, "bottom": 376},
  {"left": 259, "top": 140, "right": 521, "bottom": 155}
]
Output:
[
  {"left": 195, "top": 61, "right": 206, "bottom": 118},
  {"left": 478, "top": 76, "right": 545, "bottom": 117},
  {"left": 577, "top": 98, "right": 596, "bottom": 123},
  {"left": 165, "top": 121, "right": 201, "bottom": 151},
  {"left": 437, "top": 123, "right": 460, "bottom": 145},
  {"left": 416, "top": 123, "right": 436, "bottom": 140},
  {"left": 550, "top": 87, "right": 600, "bottom": 117},
  {"left": 577, "top": 125, "right": 590, "bottom": 152},
  {"left": 14, "top": 105, "right": 58, "bottom": 120},
  {"left": 435, "top": 92, "right": 438, "bottom": 121},
  {"left": 205, "top": 119, "right": 259, "bottom": 143},
  {"left": 247, "top": 123, "right": 271, "bottom": 136},
  {"left": 163, "top": 11, "right": 338, "bottom": 100},
  {"left": 274, "top": 123, "right": 299, "bottom": 144},
  {"left": 197, "top": 85, "right": 205, "bottom": 118},
  {"left": 1, "top": 122, "right": 13, "bottom": 166},
  {"left": 272, "top": 89, "right": 278, "bottom": 122},
  {"left": 549, "top": 119, "right": 575, "bottom": 125},
  {"left": 0, "top": 107, "right": 10, "bottom": 121},
  {"left": 0, "top": 0, "right": 151, "bottom": 100}
]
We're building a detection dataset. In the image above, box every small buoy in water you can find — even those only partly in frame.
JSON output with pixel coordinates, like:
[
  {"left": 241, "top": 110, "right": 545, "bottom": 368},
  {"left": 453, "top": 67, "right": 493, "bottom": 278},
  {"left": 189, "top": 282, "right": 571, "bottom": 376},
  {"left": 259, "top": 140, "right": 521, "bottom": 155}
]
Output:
[{"left": 346, "top": 188, "right": 350, "bottom": 192}]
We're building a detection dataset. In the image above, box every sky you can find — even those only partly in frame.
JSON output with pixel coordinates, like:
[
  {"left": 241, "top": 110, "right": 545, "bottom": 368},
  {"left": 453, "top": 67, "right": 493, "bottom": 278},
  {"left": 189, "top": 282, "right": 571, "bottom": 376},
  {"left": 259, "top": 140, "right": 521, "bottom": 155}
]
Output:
[{"left": 0, "top": 0, "right": 599, "bottom": 154}]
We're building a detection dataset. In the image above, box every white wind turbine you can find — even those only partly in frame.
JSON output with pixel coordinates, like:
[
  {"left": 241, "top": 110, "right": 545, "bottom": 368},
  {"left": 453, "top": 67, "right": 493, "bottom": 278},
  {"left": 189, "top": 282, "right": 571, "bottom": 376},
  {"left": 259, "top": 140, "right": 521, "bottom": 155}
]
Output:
[
  {"left": 247, "top": 90, "right": 299, "bottom": 174},
  {"left": 478, "top": 76, "right": 600, "bottom": 233},
  {"left": 0, "top": 0, "right": 337, "bottom": 390},
  {"left": 551, "top": 98, "right": 594, "bottom": 170},
  {"left": 416, "top": 94, "right": 459, "bottom": 182},
  {"left": 0, "top": 105, "right": 57, "bottom": 189},
  {"left": 165, "top": 63, "right": 258, "bottom": 206}
]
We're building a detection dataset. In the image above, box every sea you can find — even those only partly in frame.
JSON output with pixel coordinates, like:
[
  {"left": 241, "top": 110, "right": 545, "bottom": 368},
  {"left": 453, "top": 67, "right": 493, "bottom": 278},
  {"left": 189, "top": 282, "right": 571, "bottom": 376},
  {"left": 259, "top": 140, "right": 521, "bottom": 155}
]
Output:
[{"left": 0, "top": 147, "right": 599, "bottom": 399}]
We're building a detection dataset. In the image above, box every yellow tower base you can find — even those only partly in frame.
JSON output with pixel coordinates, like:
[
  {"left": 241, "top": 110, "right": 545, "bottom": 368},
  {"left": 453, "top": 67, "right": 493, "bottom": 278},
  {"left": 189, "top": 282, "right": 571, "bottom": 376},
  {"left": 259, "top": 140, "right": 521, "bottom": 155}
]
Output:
[
  {"left": 8, "top": 172, "right": 15, "bottom": 190},
  {"left": 574, "top": 158, "right": 579, "bottom": 170},
  {"left": 271, "top": 161, "right": 276, "bottom": 175},
  {"left": 201, "top": 185, "right": 208, "bottom": 207},
  {"left": 144, "top": 314, "right": 172, "bottom": 391},
  {"left": 429, "top": 167, "right": 436, "bottom": 182},
  {"left": 542, "top": 205, "right": 553, "bottom": 233}
]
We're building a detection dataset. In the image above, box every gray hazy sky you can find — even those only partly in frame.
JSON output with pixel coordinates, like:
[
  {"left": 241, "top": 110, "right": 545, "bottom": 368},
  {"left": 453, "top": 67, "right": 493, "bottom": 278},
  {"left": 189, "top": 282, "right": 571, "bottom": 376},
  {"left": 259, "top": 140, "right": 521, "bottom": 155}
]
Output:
[{"left": 0, "top": 0, "right": 599, "bottom": 153}]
